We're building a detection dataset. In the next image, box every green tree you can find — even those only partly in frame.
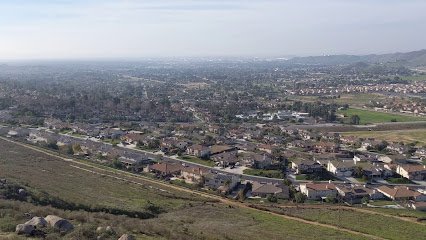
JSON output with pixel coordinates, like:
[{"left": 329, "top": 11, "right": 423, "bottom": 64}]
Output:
[
  {"left": 361, "top": 196, "right": 370, "bottom": 204},
  {"left": 325, "top": 195, "right": 336, "bottom": 203},
  {"left": 66, "top": 145, "right": 74, "bottom": 155},
  {"left": 354, "top": 166, "right": 364, "bottom": 178},
  {"left": 282, "top": 179, "right": 292, "bottom": 186},
  {"left": 350, "top": 115, "right": 360, "bottom": 125},
  {"left": 237, "top": 189, "right": 246, "bottom": 201},
  {"left": 294, "top": 192, "right": 306, "bottom": 203},
  {"left": 267, "top": 194, "right": 278, "bottom": 203},
  {"left": 47, "top": 141, "right": 59, "bottom": 150}
]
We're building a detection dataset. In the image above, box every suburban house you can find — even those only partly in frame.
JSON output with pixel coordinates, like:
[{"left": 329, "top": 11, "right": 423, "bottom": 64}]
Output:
[
  {"left": 327, "top": 161, "right": 355, "bottom": 177},
  {"left": 335, "top": 185, "right": 383, "bottom": 204},
  {"left": 204, "top": 173, "right": 240, "bottom": 193},
  {"left": 175, "top": 141, "right": 188, "bottom": 150},
  {"left": 209, "top": 145, "right": 236, "bottom": 155},
  {"left": 313, "top": 142, "right": 339, "bottom": 153},
  {"left": 299, "top": 182, "right": 337, "bottom": 200},
  {"left": 386, "top": 143, "right": 410, "bottom": 154},
  {"left": 147, "top": 162, "right": 184, "bottom": 177},
  {"left": 186, "top": 144, "right": 210, "bottom": 158},
  {"left": 353, "top": 154, "right": 375, "bottom": 164},
  {"left": 211, "top": 151, "right": 239, "bottom": 168},
  {"left": 251, "top": 182, "right": 289, "bottom": 199},
  {"left": 361, "top": 139, "right": 380, "bottom": 150},
  {"left": 381, "top": 154, "right": 406, "bottom": 164},
  {"left": 181, "top": 166, "right": 208, "bottom": 183},
  {"left": 119, "top": 156, "right": 153, "bottom": 171},
  {"left": 241, "top": 153, "right": 273, "bottom": 169},
  {"left": 339, "top": 135, "right": 358, "bottom": 145},
  {"left": 291, "top": 159, "right": 323, "bottom": 174},
  {"left": 258, "top": 144, "right": 274, "bottom": 154},
  {"left": 396, "top": 164, "right": 426, "bottom": 181},
  {"left": 121, "top": 133, "right": 145, "bottom": 145},
  {"left": 377, "top": 186, "right": 426, "bottom": 202},
  {"left": 361, "top": 164, "right": 389, "bottom": 179}
]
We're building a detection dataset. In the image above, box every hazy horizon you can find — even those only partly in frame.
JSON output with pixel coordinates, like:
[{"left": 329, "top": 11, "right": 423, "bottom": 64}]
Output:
[{"left": 1, "top": 0, "right": 426, "bottom": 60}]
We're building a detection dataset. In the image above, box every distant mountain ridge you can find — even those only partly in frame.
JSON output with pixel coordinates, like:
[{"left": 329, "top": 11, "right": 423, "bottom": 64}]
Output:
[{"left": 290, "top": 49, "right": 426, "bottom": 67}]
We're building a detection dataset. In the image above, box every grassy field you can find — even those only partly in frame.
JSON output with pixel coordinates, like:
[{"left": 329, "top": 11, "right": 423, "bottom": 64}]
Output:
[
  {"left": 0, "top": 199, "right": 159, "bottom": 240},
  {"left": 144, "top": 205, "right": 367, "bottom": 240},
  {"left": 0, "top": 138, "right": 372, "bottom": 240},
  {"left": 0, "top": 200, "right": 367, "bottom": 240},
  {"left": 290, "top": 93, "right": 387, "bottom": 108},
  {"left": 338, "top": 108, "right": 425, "bottom": 124},
  {"left": 0, "top": 139, "right": 210, "bottom": 214},
  {"left": 342, "top": 129, "right": 426, "bottom": 146},
  {"left": 259, "top": 206, "right": 426, "bottom": 240},
  {"left": 367, "top": 207, "right": 426, "bottom": 219},
  {"left": 401, "top": 75, "right": 426, "bottom": 81}
]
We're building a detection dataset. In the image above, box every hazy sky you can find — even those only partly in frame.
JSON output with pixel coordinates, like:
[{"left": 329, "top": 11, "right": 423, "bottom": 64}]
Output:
[{"left": 1, "top": 0, "right": 425, "bottom": 59}]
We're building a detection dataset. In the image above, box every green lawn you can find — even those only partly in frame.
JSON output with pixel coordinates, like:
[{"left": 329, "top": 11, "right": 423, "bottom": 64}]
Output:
[
  {"left": 295, "top": 172, "right": 337, "bottom": 181},
  {"left": 386, "top": 177, "right": 415, "bottom": 184},
  {"left": 295, "top": 174, "right": 308, "bottom": 180},
  {"left": 178, "top": 155, "right": 215, "bottom": 167},
  {"left": 243, "top": 169, "right": 283, "bottom": 178},
  {"left": 338, "top": 108, "right": 425, "bottom": 124}
]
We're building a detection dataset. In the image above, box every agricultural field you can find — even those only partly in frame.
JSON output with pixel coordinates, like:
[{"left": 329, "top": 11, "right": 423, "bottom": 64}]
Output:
[
  {"left": 257, "top": 206, "right": 426, "bottom": 240},
  {"left": 342, "top": 129, "right": 426, "bottom": 146},
  {"left": 338, "top": 108, "right": 425, "bottom": 124}
]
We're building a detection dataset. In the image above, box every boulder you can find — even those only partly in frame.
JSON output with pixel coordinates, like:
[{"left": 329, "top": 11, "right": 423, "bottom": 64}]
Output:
[
  {"left": 18, "top": 188, "right": 27, "bottom": 196},
  {"left": 118, "top": 234, "right": 136, "bottom": 240},
  {"left": 25, "top": 217, "right": 47, "bottom": 228},
  {"left": 45, "top": 215, "right": 74, "bottom": 233},
  {"left": 15, "top": 224, "right": 35, "bottom": 235},
  {"left": 106, "top": 226, "right": 115, "bottom": 233}
]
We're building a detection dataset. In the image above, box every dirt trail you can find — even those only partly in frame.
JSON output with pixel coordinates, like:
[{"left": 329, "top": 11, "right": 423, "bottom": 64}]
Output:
[{"left": 1, "top": 137, "right": 388, "bottom": 240}]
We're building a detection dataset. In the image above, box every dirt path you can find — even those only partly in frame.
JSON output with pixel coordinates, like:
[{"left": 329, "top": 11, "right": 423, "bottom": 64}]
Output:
[{"left": 0, "top": 137, "right": 386, "bottom": 240}]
